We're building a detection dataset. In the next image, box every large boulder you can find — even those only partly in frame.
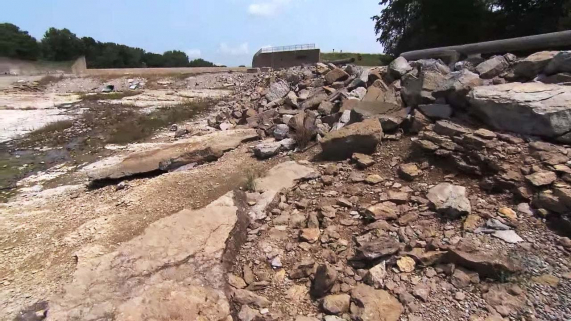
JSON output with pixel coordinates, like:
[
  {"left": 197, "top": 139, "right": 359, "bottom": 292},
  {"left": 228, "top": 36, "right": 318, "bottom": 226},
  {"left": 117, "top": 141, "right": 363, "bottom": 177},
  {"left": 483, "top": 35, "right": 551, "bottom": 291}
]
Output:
[
  {"left": 325, "top": 68, "right": 350, "bottom": 84},
  {"left": 350, "top": 285, "right": 403, "bottom": 321},
  {"left": 266, "top": 80, "right": 290, "bottom": 101},
  {"left": 475, "top": 56, "right": 509, "bottom": 79},
  {"left": 545, "top": 51, "right": 571, "bottom": 75},
  {"left": 300, "top": 90, "right": 328, "bottom": 110},
  {"left": 434, "top": 70, "right": 483, "bottom": 109},
  {"left": 389, "top": 57, "right": 413, "bottom": 80},
  {"left": 402, "top": 70, "right": 447, "bottom": 106},
  {"left": 468, "top": 82, "right": 571, "bottom": 143},
  {"left": 319, "top": 118, "right": 383, "bottom": 160},
  {"left": 514, "top": 51, "right": 558, "bottom": 79},
  {"left": 416, "top": 58, "right": 451, "bottom": 74},
  {"left": 427, "top": 183, "right": 471, "bottom": 218},
  {"left": 418, "top": 104, "right": 453, "bottom": 119}
]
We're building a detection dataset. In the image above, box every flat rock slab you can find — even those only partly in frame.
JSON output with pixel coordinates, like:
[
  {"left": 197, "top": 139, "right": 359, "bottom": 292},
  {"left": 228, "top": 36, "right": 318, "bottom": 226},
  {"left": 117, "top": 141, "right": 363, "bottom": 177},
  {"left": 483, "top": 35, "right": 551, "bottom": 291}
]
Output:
[
  {"left": 250, "top": 161, "right": 317, "bottom": 220},
  {"left": 87, "top": 128, "right": 258, "bottom": 182},
  {"left": 48, "top": 192, "right": 239, "bottom": 320},
  {"left": 468, "top": 83, "right": 571, "bottom": 142},
  {"left": 49, "top": 161, "right": 315, "bottom": 320}
]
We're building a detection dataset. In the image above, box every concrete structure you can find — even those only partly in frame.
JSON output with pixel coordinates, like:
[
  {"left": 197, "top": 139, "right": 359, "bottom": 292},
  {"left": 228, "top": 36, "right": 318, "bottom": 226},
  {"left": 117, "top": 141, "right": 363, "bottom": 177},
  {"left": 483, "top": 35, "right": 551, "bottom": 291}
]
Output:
[
  {"left": 0, "top": 56, "right": 85, "bottom": 76},
  {"left": 252, "top": 44, "right": 320, "bottom": 69}
]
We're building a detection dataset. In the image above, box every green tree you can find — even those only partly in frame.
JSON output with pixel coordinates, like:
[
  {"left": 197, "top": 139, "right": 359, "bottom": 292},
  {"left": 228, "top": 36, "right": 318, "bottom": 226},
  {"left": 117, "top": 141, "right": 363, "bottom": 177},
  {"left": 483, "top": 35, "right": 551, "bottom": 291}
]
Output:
[
  {"left": 492, "top": 0, "right": 571, "bottom": 38},
  {"left": 41, "top": 27, "right": 85, "bottom": 61},
  {"left": 372, "top": 0, "right": 571, "bottom": 55},
  {"left": 0, "top": 23, "right": 40, "bottom": 60},
  {"left": 372, "top": 0, "right": 493, "bottom": 55},
  {"left": 188, "top": 58, "right": 216, "bottom": 67},
  {"left": 142, "top": 52, "right": 166, "bottom": 67},
  {"left": 162, "top": 50, "right": 189, "bottom": 67}
]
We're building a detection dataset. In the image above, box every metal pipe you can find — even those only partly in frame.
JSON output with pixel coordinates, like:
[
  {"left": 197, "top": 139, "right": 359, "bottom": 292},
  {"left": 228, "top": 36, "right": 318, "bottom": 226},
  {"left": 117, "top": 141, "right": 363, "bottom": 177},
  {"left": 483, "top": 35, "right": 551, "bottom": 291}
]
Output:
[{"left": 400, "top": 31, "right": 571, "bottom": 61}]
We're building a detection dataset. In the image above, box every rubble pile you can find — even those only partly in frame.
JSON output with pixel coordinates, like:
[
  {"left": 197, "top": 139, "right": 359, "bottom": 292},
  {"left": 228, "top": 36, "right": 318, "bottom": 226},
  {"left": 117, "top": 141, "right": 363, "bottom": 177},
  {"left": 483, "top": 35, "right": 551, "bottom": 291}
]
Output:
[{"left": 218, "top": 51, "right": 571, "bottom": 321}]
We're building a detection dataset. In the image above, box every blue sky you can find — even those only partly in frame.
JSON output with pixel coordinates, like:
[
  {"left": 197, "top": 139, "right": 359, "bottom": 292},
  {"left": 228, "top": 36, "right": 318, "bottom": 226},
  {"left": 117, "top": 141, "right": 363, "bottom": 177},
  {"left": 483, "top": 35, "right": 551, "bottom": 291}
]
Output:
[{"left": 1, "top": 0, "right": 383, "bottom": 66}]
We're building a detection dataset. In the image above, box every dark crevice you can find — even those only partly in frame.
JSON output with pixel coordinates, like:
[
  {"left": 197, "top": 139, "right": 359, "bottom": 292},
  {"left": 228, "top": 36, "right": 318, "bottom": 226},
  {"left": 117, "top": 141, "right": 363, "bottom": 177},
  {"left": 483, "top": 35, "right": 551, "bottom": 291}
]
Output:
[
  {"left": 222, "top": 190, "right": 251, "bottom": 319},
  {"left": 87, "top": 169, "right": 166, "bottom": 189}
]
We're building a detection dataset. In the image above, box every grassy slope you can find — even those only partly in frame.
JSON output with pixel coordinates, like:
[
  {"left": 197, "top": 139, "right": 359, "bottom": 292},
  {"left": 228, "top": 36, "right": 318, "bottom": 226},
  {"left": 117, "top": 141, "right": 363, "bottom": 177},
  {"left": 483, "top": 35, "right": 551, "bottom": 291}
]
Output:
[{"left": 320, "top": 52, "right": 393, "bottom": 66}]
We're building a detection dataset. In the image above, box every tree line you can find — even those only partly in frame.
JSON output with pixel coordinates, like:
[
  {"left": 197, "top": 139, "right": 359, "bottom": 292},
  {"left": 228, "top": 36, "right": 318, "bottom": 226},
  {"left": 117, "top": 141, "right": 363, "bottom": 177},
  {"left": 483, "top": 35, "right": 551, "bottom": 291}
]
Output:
[
  {"left": 0, "top": 23, "right": 217, "bottom": 68},
  {"left": 373, "top": 0, "right": 571, "bottom": 56}
]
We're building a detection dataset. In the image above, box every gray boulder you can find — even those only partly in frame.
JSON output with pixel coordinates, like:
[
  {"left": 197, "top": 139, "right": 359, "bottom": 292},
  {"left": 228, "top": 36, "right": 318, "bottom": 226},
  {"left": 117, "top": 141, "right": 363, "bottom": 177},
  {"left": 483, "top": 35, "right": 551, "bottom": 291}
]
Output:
[
  {"left": 475, "top": 56, "right": 509, "bottom": 79},
  {"left": 273, "top": 124, "right": 290, "bottom": 140},
  {"left": 418, "top": 104, "right": 453, "bottom": 119},
  {"left": 416, "top": 58, "right": 451, "bottom": 74},
  {"left": 265, "top": 80, "right": 290, "bottom": 102},
  {"left": 389, "top": 57, "right": 413, "bottom": 80},
  {"left": 427, "top": 183, "right": 471, "bottom": 218},
  {"left": 253, "top": 141, "right": 282, "bottom": 159},
  {"left": 325, "top": 68, "right": 350, "bottom": 84},
  {"left": 514, "top": 51, "right": 558, "bottom": 79},
  {"left": 300, "top": 90, "right": 328, "bottom": 110},
  {"left": 468, "top": 82, "right": 571, "bottom": 143},
  {"left": 434, "top": 70, "right": 483, "bottom": 109},
  {"left": 536, "top": 73, "right": 571, "bottom": 84},
  {"left": 545, "top": 51, "right": 571, "bottom": 75}
]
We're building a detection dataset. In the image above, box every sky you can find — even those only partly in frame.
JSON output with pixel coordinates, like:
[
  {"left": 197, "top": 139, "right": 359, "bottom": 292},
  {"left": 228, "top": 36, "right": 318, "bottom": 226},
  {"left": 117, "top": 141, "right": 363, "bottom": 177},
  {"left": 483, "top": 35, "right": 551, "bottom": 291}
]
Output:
[{"left": 0, "top": 0, "right": 383, "bottom": 66}]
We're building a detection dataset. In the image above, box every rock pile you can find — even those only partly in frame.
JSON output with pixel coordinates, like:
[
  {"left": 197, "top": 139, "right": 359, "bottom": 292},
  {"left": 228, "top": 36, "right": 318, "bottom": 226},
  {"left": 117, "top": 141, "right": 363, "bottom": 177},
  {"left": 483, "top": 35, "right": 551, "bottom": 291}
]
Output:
[{"left": 219, "top": 50, "right": 571, "bottom": 321}]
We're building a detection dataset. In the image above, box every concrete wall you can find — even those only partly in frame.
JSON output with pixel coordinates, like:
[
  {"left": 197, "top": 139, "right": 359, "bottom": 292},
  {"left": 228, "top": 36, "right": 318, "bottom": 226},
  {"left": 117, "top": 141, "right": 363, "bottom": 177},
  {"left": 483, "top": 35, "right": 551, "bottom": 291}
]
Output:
[{"left": 252, "top": 49, "right": 320, "bottom": 69}]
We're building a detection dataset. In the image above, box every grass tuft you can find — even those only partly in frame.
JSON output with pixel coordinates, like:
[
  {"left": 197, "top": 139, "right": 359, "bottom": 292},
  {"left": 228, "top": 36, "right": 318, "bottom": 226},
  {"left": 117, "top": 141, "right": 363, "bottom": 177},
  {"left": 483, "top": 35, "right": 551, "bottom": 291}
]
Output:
[
  {"left": 36, "top": 74, "right": 64, "bottom": 87},
  {"left": 244, "top": 170, "right": 257, "bottom": 192},
  {"left": 291, "top": 115, "right": 316, "bottom": 150}
]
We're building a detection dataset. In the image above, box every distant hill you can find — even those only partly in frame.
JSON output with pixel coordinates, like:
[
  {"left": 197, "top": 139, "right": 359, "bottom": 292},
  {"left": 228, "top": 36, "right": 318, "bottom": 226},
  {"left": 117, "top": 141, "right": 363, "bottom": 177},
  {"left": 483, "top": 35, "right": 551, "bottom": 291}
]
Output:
[{"left": 320, "top": 52, "right": 393, "bottom": 66}]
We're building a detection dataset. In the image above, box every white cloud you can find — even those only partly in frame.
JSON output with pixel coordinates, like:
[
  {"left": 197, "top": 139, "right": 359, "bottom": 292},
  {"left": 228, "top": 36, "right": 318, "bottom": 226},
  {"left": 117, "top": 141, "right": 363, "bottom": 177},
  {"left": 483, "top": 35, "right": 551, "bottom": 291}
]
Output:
[
  {"left": 248, "top": 0, "right": 292, "bottom": 16},
  {"left": 219, "top": 42, "right": 250, "bottom": 55},
  {"left": 185, "top": 49, "right": 201, "bottom": 58}
]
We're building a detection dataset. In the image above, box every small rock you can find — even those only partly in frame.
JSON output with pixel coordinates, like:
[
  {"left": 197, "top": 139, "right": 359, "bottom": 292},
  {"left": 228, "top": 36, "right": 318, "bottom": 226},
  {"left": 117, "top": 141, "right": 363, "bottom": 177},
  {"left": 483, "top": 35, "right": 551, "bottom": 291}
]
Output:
[
  {"left": 322, "top": 294, "right": 351, "bottom": 314},
  {"left": 228, "top": 274, "right": 247, "bottom": 289},
  {"left": 397, "top": 256, "right": 416, "bottom": 273},
  {"left": 492, "top": 230, "right": 524, "bottom": 244},
  {"left": 233, "top": 289, "right": 270, "bottom": 308},
  {"left": 498, "top": 207, "right": 517, "bottom": 221},
  {"left": 364, "top": 261, "right": 387, "bottom": 289},
  {"left": 525, "top": 171, "right": 557, "bottom": 187},
  {"left": 300, "top": 228, "right": 320, "bottom": 243},
  {"left": 353, "top": 153, "right": 375, "bottom": 168},
  {"left": 311, "top": 264, "right": 338, "bottom": 298},
  {"left": 365, "top": 174, "right": 384, "bottom": 185},
  {"left": 398, "top": 163, "right": 421, "bottom": 181},
  {"left": 426, "top": 183, "right": 471, "bottom": 218}
]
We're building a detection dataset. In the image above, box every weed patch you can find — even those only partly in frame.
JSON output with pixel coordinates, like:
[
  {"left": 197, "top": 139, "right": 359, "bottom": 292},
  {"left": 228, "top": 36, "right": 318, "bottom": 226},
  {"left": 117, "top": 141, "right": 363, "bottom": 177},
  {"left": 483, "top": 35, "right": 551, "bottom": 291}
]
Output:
[{"left": 37, "top": 74, "right": 64, "bottom": 87}]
